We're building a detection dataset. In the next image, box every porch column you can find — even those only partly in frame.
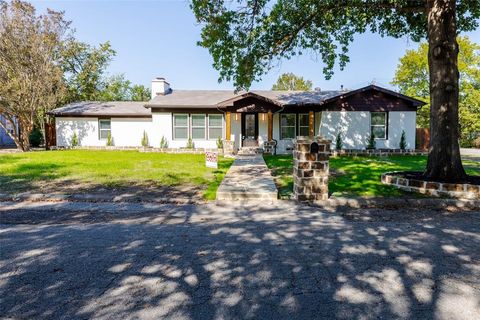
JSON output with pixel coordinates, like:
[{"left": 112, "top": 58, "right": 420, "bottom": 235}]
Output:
[
  {"left": 308, "top": 111, "right": 315, "bottom": 138},
  {"left": 225, "top": 111, "right": 231, "bottom": 140},
  {"left": 267, "top": 111, "right": 273, "bottom": 141}
]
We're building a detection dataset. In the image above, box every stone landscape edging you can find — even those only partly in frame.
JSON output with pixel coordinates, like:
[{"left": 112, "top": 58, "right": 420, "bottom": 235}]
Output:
[
  {"left": 381, "top": 172, "right": 480, "bottom": 200},
  {"left": 1, "top": 192, "right": 479, "bottom": 210}
]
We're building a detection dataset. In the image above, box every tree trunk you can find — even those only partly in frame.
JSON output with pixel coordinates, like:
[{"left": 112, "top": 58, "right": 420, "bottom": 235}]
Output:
[{"left": 424, "top": 0, "right": 467, "bottom": 182}]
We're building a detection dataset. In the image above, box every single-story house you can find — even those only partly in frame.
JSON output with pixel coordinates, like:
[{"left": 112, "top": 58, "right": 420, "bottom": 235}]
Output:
[{"left": 49, "top": 78, "right": 425, "bottom": 154}]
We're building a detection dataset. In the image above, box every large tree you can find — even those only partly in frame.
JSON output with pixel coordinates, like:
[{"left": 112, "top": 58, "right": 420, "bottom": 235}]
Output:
[
  {"left": 392, "top": 36, "right": 480, "bottom": 147},
  {"left": 60, "top": 40, "right": 116, "bottom": 102},
  {"left": 272, "top": 72, "right": 313, "bottom": 91},
  {"left": 0, "top": 0, "right": 68, "bottom": 151},
  {"left": 191, "top": 0, "right": 480, "bottom": 182}
]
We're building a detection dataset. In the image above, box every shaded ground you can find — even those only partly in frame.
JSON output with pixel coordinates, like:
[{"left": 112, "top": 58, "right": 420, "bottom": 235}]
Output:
[{"left": 1, "top": 201, "right": 479, "bottom": 319}]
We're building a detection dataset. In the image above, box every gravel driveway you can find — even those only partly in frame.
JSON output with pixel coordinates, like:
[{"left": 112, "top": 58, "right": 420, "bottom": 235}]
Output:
[{"left": 1, "top": 201, "right": 479, "bottom": 319}]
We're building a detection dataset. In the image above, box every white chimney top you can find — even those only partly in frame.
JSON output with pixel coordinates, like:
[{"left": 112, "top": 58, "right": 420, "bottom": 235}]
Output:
[{"left": 151, "top": 77, "right": 171, "bottom": 99}]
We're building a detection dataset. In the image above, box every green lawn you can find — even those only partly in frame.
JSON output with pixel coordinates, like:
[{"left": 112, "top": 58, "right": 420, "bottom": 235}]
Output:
[
  {"left": 0, "top": 150, "right": 233, "bottom": 200},
  {"left": 264, "top": 154, "right": 480, "bottom": 198}
]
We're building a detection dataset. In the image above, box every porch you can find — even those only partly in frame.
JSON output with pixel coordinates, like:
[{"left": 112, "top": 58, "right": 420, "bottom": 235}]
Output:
[{"left": 218, "top": 93, "right": 316, "bottom": 154}]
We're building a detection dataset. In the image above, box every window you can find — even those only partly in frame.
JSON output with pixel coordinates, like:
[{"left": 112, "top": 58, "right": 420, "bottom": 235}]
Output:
[
  {"left": 298, "top": 113, "right": 310, "bottom": 136},
  {"left": 371, "top": 112, "right": 387, "bottom": 139},
  {"left": 191, "top": 114, "right": 206, "bottom": 140},
  {"left": 280, "top": 114, "right": 296, "bottom": 139},
  {"left": 173, "top": 114, "right": 189, "bottom": 140},
  {"left": 208, "top": 114, "right": 223, "bottom": 140},
  {"left": 98, "top": 119, "right": 111, "bottom": 140}
]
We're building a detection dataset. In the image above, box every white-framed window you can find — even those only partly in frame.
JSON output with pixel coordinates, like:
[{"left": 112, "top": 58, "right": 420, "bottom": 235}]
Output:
[
  {"left": 173, "top": 114, "right": 189, "bottom": 140},
  {"left": 208, "top": 114, "right": 223, "bottom": 140},
  {"left": 98, "top": 119, "right": 111, "bottom": 140},
  {"left": 298, "top": 113, "right": 310, "bottom": 136},
  {"left": 191, "top": 114, "right": 206, "bottom": 140},
  {"left": 371, "top": 112, "right": 387, "bottom": 139},
  {"left": 280, "top": 114, "right": 296, "bottom": 140}
]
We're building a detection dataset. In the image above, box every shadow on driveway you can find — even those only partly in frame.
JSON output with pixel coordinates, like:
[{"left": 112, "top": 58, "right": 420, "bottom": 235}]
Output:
[{"left": 0, "top": 202, "right": 479, "bottom": 319}]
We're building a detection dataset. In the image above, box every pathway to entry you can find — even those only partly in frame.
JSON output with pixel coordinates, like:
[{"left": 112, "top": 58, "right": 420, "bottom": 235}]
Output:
[{"left": 216, "top": 154, "right": 278, "bottom": 200}]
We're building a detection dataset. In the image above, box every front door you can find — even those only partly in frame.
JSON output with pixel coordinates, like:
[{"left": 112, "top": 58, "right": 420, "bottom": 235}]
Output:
[{"left": 242, "top": 113, "right": 258, "bottom": 147}]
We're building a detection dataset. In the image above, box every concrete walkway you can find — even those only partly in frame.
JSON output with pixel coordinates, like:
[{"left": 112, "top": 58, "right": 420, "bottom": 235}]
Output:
[{"left": 216, "top": 155, "right": 278, "bottom": 200}]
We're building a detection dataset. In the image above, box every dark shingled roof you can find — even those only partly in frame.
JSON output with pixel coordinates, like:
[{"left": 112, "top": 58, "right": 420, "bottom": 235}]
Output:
[
  {"left": 49, "top": 85, "right": 425, "bottom": 116},
  {"left": 48, "top": 101, "right": 151, "bottom": 117}
]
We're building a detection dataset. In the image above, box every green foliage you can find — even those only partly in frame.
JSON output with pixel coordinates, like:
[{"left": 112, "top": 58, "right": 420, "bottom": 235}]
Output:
[
  {"left": 28, "top": 127, "right": 44, "bottom": 148},
  {"left": 216, "top": 137, "right": 223, "bottom": 149},
  {"left": 191, "top": 0, "right": 479, "bottom": 90},
  {"left": 186, "top": 138, "right": 194, "bottom": 149},
  {"left": 335, "top": 132, "right": 343, "bottom": 151},
  {"left": 60, "top": 40, "right": 116, "bottom": 102},
  {"left": 399, "top": 130, "right": 407, "bottom": 150},
  {"left": 392, "top": 36, "right": 480, "bottom": 146},
  {"left": 263, "top": 154, "right": 480, "bottom": 198},
  {"left": 130, "top": 84, "right": 151, "bottom": 102},
  {"left": 106, "top": 132, "right": 113, "bottom": 146},
  {"left": 366, "top": 134, "right": 376, "bottom": 150},
  {"left": 98, "top": 74, "right": 132, "bottom": 101},
  {"left": 71, "top": 132, "right": 78, "bottom": 147},
  {"left": 160, "top": 136, "right": 168, "bottom": 149},
  {"left": 272, "top": 73, "right": 313, "bottom": 91},
  {"left": 141, "top": 131, "right": 149, "bottom": 147},
  {"left": 0, "top": 150, "right": 235, "bottom": 199},
  {"left": 0, "top": 0, "right": 68, "bottom": 151}
]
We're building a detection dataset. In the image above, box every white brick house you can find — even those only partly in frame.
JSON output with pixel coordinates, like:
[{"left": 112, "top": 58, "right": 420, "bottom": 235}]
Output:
[{"left": 49, "top": 78, "right": 424, "bottom": 153}]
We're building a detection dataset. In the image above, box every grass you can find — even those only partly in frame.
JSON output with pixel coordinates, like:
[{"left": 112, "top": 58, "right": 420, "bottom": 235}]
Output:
[
  {"left": 264, "top": 154, "right": 480, "bottom": 198},
  {"left": 0, "top": 150, "right": 233, "bottom": 200}
]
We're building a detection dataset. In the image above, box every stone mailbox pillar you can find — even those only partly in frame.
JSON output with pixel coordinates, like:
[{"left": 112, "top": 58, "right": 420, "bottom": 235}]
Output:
[{"left": 293, "top": 137, "right": 331, "bottom": 201}]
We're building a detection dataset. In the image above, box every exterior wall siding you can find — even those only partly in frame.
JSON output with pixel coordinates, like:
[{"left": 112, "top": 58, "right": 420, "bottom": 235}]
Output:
[
  {"left": 0, "top": 115, "right": 15, "bottom": 146},
  {"left": 55, "top": 110, "right": 416, "bottom": 151},
  {"left": 319, "top": 111, "right": 416, "bottom": 150}
]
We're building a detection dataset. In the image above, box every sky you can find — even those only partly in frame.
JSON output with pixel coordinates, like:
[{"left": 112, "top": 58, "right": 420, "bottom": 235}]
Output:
[{"left": 31, "top": 0, "right": 480, "bottom": 91}]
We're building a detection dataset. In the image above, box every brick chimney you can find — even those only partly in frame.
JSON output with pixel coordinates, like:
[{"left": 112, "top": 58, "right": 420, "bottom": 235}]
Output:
[{"left": 151, "top": 77, "right": 171, "bottom": 99}]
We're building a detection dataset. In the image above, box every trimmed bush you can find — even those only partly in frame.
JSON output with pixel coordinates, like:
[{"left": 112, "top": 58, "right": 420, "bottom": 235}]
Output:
[
  {"left": 366, "top": 133, "right": 376, "bottom": 150},
  {"left": 29, "top": 127, "right": 44, "bottom": 147},
  {"left": 141, "top": 131, "right": 149, "bottom": 147},
  {"left": 160, "top": 136, "right": 168, "bottom": 148},
  {"left": 186, "top": 138, "right": 194, "bottom": 149},
  {"left": 335, "top": 132, "right": 343, "bottom": 150},
  {"left": 106, "top": 132, "right": 114, "bottom": 146},
  {"left": 216, "top": 137, "right": 223, "bottom": 149},
  {"left": 399, "top": 130, "right": 407, "bottom": 150},
  {"left": 71, "top": 132, "right": 79, "bottom": 147}
]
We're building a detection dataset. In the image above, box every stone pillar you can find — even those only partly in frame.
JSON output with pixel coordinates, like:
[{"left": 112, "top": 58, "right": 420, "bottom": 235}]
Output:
[
  {"left": 293, "top": 136, "right": 330, "bottom": 201},
  {"left": 263, "top": 140, "right": 276, "bottom": 155}
]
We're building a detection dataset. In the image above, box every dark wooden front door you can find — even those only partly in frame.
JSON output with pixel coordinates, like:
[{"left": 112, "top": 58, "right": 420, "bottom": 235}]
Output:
[{"left": 241, "top": 113, "right": 258, "bottom": 147}]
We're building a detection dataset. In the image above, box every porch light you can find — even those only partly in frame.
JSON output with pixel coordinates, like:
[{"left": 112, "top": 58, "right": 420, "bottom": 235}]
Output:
[
  {"left": 235, "top": 113, "right": 239, "bottom": 121},
  {"left": 261, "top": 113, "right": 265, "bottom": 121}
]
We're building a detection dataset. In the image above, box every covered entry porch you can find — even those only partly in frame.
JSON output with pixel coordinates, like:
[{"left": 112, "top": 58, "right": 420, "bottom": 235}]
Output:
[{"left": 217, "top": 93, "right": 316, "bottom": 153}]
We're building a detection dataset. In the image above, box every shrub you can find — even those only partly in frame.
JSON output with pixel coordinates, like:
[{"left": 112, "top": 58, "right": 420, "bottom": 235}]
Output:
[
  {"left": 366, "top": 133, "right": 376, "bottom": 149},
  {"left": 141, "top": 131, "right": 149, "bottom": 147},
  {"left": 474, "top": 136, "right": 480, "bottom": 148},
  {"left": 160, "top": 136, "right": 168, "bottom": 148},
  {"left": 71, "top": 132, "right": 79, "bottom": 147},
  {"left": 29, "top": 127, "right": 44, "bottom": 147},
  {"left": 399, "top": 130, "right": 407, "bottom": 150},
  {"left": 335, "top": 132, "right": 343, "bottom": 150},
  {"left": 186, "top": 138, "right": 194, "bottom": 149},
  {"left": 106, "top": 132, "right": 114, "bottom": 146},
  {"left": 217, "top": 137, "right": 223, "bottom": 149}
]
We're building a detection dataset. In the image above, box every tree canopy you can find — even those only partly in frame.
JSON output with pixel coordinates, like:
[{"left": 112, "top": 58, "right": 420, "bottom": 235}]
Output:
[
  {"left": 191, "top": 0, "right": 479, "bottom": 90},
  {"left": 191, "top": 0, "right": 480, "bottom": 182},
  {"left": 392, "top": 36, "right": 480, "bottom": 147},
  {"left": 0, "top": 0, "right": 68, "bottom": 150},
  {"left": 272, "top": 73, "right": 313, "bottom": 91}
]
